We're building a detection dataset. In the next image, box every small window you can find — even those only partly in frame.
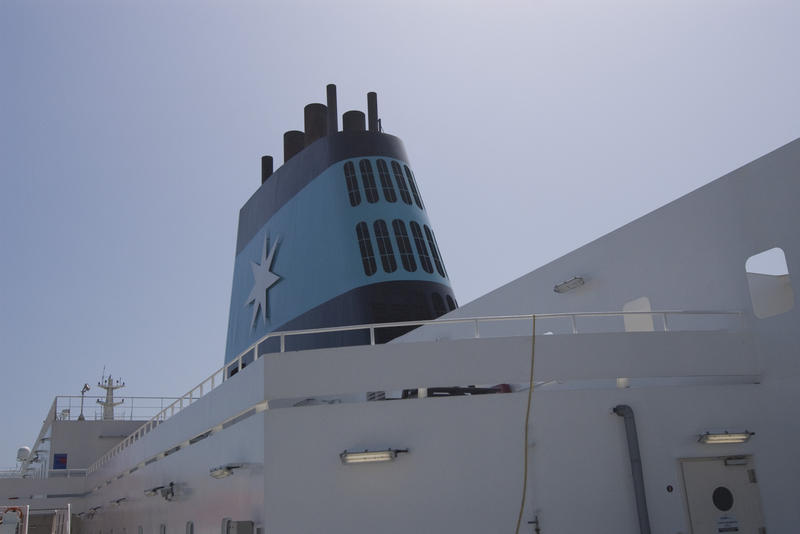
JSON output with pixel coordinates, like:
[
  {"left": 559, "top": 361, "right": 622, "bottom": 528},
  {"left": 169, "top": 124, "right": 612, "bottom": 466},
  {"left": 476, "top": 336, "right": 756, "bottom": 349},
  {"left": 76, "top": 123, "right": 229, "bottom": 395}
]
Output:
[
  {"left": 431, "top": 293, "right": 447, "bottom": 317},
  {"left": 355, "top": 222, "right": 377, "bottom": 276},
  {"left": 376, "top": 159, "right": 397, "bottom": 202},
  {"left": 446, "top": 295, "right": 457, "bottom": 311},
  {"left": 404, "top": 165, "right": 424, "bottom": 209},
  {"left": 391, "top": 161, "right": 412, "bottom": 204},
  {"left": 359, "top": 159, "right": 379, "bottom": 203},
  {"left": 186, "top": 522, "right": 194, "bottom": 534},
  {"left": 344, "top": 161, "right": 360, "bottom": 206},
  {"left": 746, "top": 247, "right": 794, "bottom": 318},
  {"left": 424, "top": 225, "right": 446, "bottom": 277},
  {"left": 373, "top": 220, "right": 397, "bottom": 273},
  {"left": 392, "top": 220, "right": 417, "bottom": 272},
  {"left": 409, "top": 222, "right": 433, "bottom": 273}
]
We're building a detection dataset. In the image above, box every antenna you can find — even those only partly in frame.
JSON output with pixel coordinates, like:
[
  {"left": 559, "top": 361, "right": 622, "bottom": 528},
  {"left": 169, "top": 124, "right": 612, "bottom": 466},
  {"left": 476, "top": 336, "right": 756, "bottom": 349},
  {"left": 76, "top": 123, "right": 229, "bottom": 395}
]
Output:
[{"left": 96, "top": 374, "right": 125, "bottom": 420}]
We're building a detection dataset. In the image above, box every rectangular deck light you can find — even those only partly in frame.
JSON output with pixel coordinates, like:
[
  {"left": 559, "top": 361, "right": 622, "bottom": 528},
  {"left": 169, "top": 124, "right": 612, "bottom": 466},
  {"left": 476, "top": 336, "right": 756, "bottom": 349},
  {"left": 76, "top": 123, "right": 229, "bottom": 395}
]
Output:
[
  {"left": 554, "top": 277, "right": 585, "bottom": 294},
  {"left": 209, "top": 463, "right": 243, "bottom": 479},
  {"left": 340, "top": 448, "right": 408, "bottom": 464},
  {"left": 144, "top": 485, "right": 164, "bottom": 497},
  {"left": 698, "top": 431, "right": 754, "bottom": 444}
]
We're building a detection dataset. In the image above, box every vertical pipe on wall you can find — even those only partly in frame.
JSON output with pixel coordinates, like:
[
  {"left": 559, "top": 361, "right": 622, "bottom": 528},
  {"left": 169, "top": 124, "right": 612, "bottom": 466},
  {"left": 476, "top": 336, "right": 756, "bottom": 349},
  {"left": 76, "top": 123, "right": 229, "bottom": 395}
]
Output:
[{"left": 613, "top": 404, "right": 652, "bottom": 534}]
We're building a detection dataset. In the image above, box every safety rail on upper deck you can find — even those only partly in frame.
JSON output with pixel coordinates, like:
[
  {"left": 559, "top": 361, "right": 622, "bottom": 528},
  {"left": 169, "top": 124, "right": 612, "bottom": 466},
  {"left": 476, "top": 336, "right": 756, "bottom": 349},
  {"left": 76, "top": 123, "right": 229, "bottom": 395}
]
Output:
[
  {"left": 0, "top": 468, "right": 22, "bottom": 479},
  {"left": 88, "top": 310, "right": 745, "bottom": 473},
  {"left": 53, "top": 396, "right": 182, "bottom": 422},
  {"left": 0, "top": 468, "right": 88, "bottom": 480}
]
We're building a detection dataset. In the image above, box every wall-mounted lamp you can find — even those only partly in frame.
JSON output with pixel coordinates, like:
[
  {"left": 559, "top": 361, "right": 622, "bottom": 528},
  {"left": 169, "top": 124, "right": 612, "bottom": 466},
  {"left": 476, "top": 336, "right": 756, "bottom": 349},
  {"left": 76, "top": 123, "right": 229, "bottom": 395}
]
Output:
[
  {"left": 144, "top": 485, "right": 165, "bottom": 497},
  {"left": 554, "top": 277, "right": 584, "bottom": 294},
  {"left": 209, "top": 463, "right": 243, "bottom": 479},
  {"left": 698, "top": 431, "right": 754, "bottom": 444},
  {"left": 160, "top": 482, "right": 175, "bottom": 501},
  {"left": 340, "top": 448, "right": 409, "bottom": 464}
]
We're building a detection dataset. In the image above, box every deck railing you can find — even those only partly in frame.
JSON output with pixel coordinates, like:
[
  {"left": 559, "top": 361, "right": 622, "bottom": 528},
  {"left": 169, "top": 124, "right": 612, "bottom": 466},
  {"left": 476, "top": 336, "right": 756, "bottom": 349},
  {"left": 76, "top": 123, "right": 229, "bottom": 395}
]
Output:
[
  {"left": 88, "top": 310, "right": 744, "bottom": 473},
  {"left": 53, "top": 396, "right": 181, "bottom": 422}
]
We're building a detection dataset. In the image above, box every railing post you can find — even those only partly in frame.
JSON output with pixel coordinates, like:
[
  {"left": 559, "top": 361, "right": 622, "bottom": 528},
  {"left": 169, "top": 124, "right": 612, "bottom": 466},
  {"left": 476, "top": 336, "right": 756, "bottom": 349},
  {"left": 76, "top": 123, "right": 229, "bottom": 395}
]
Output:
[
  {"left": 662, "top": 312, "right": 669, "bottom": 332},
  {"left": 369, "top": 327, "right": 375, "bottom": 345},
  {"left": 280, "top": 334, "right": 285, "bottom": 353},
  {"left": 473, "top": 319, "right": 480, "bottom": 338},
  {"left": 571, "top": 315, "right": 578, "bottom": 334}
]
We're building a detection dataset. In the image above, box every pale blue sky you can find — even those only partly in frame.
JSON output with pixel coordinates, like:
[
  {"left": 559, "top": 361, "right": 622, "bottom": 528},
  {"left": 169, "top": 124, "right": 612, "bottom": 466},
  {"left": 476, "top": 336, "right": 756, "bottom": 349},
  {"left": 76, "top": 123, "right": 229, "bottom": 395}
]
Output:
[{"left": 1, "top": 0, "right": 799, "bottom": 463}]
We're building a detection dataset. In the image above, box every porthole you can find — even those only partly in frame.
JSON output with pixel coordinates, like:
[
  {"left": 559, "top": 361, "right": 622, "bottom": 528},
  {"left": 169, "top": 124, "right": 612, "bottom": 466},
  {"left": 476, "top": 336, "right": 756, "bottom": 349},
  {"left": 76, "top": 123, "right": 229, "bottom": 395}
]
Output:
[
  {"left": 376, "top": 159, "right": 397, "bottom": 202},
  {"left": 409, "top": 222, "right": 433, "bottom": 274},
  {"left": 359, "top": 159, "right": 379, "bottom": 203},
  {"left": 392, "top": 219, "right": 417, "bottom": 272},
  {"left": 712, "top": 486, "right": 734, "bottom": 512},
  {"left": 391, "top": 161, "right": 412, "bottom": 204},
  {"left": 344, "top": 161, "right": 361, "bottom": 206},
  {"left": 373, "top": 220, "right": 397, "bottom": 273},
  {"left": 355, "top": 222, "right": 377, "bottom": 276}
]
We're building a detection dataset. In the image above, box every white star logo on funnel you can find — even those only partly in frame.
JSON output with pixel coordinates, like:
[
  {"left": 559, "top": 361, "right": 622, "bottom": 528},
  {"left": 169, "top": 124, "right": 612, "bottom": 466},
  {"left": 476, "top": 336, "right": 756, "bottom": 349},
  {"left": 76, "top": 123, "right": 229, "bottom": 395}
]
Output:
[{"left": 245, "top": 235, "right": 280, "bottom": 328}]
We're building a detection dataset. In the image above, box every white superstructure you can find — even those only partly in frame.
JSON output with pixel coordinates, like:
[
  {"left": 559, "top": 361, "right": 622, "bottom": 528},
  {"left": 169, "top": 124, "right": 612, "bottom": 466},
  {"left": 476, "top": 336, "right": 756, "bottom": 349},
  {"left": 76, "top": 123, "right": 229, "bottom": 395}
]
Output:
[{"left": 2, "top": 135, "right": 798, "bottom": 533}]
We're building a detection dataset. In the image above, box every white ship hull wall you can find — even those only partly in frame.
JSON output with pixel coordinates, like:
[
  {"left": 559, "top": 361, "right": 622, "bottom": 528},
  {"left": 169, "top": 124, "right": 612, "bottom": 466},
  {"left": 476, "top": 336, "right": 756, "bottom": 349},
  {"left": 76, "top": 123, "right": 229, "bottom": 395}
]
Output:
[
  {"left": 436, "top": 138, "right": 800, "bottom": 323},
  {"left": 76, "top": 322, "right": 789, "bottom": 532},
  {"left": 7, "top": 139, "right": 800, "bottom": 532}
]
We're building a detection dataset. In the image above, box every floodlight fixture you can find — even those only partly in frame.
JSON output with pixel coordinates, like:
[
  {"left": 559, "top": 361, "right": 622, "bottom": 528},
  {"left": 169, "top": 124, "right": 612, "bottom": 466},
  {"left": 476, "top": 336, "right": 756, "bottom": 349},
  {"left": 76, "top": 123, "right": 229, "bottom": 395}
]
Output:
[
  {"left": 144, "top": 485, "right": 165, "bottom": 497},
  {"left": 554, "top": 277, "right": 585, "bottom": 294},
  {"left": 209, "top": 463, "right": 243, "bottom": 479},
  {"left": 160, "top": 482, "right": 175, "bottom": 501},
  {"left": 340, "top": 448, "right": 409, "bottom": 464},
  {"left": 698, "top": 431, "right": 754, "bottom": 444}
]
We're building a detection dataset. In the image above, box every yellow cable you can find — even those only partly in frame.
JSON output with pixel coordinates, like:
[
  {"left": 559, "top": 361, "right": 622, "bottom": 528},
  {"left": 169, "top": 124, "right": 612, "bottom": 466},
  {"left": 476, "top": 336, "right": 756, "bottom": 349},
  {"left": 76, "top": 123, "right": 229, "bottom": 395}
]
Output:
[{"left": 515, "top": 315, "right": 536, "bottom": 534}]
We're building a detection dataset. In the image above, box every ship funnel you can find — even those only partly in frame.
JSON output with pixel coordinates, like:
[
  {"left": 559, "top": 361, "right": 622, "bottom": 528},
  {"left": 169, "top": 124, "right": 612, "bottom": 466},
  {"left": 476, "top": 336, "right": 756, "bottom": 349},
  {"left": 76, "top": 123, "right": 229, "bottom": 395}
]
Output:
[
  {"left": 342, "top": 110, "right": 366, "bottom": 132},
  {"left": 326, "top": 84, "right": 338, "bottom": 135},
  {"left": 261, "top": 156, "right": 273, "bottom": 184},
  {"left": 283, "top": 130, "right": 305, "bottom": 163},
  {"left": 367, "top": 92, "right": 379, "bottom": 132},
  {"left": 304, "top": 103, "right": 328, "bottom": 146}
]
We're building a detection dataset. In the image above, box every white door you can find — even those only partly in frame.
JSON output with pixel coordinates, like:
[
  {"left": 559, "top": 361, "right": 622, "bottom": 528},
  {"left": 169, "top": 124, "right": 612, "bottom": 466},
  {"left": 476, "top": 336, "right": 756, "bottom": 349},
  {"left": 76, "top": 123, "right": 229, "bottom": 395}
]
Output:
[{"left": 681, "top": 456, "right": 765, "bottom": 533}]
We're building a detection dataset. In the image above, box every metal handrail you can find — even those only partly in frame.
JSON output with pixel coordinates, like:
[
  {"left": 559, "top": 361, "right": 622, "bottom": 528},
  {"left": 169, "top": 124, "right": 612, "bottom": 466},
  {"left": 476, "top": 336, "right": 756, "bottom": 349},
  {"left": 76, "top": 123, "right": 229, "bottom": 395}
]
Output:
[
  {"left": 87, "top": 310, "right": 744, "bottom": 473},
  {"left": 53, "top": 396, "right": 182, "bottom": 421}
]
